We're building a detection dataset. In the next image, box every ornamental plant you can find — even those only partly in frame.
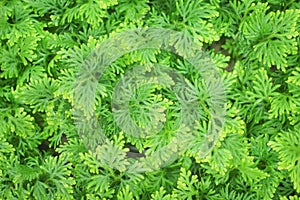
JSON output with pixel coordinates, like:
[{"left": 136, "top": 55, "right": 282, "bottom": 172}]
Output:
[{"left": 0, "top": 0, "right": 300, "bottom": 200}]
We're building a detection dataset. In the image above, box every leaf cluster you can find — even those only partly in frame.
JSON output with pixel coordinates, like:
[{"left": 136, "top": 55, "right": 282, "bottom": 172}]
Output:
[{"left": 0, "top": 0, "right": 300, "bottom": 199}]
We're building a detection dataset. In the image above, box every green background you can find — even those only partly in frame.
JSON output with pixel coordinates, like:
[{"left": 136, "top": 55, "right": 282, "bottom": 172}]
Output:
[{"left": 0, "top": 0, "right": 300, "bottom": 199}]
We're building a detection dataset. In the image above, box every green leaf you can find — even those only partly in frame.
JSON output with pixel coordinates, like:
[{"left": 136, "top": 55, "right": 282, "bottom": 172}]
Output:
[
  {"left": 269, "top": 92, "right": 297, "bottom": 122},
  {"left": 269, "top": 129, "right": 300, "bottom": 192},
  {"left": 117, "top": 185, "right": 134, "bottom": 200},
  {"left": 14, "top": 77, "right": 59, "bottom": 113},
  {"left": 173, "top": 167, "right": 220, "bottom": 199},
  {"left": 1, "top": 107, "right": 36, "bottom": 138},
  {"left": 117, "top": 0, "right": 150, "bottom": 22},
  {"left": 205, "top": 147, "right": 233, "bottom": 176},
  {"left": 242, "top": 4, "right": 299, "bottom": 70},
  {"left": 39, "top": 153, "right": 75, "bottom": 199}
]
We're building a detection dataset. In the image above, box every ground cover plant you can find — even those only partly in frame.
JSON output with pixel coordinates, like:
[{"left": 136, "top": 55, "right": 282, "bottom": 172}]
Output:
[{"left": 0, "top": 0, "right": 300, "bottom": 199}]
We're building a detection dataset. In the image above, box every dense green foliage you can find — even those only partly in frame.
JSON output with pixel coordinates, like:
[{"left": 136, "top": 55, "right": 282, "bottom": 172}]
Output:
[{"left": 0, "top": 0, "right": 300, "bottom": 199}]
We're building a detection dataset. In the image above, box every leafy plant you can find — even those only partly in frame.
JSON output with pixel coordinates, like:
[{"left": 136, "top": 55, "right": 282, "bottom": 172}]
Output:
[{"left": 0, "top": 0, "right": 300, "bottom": 199}]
